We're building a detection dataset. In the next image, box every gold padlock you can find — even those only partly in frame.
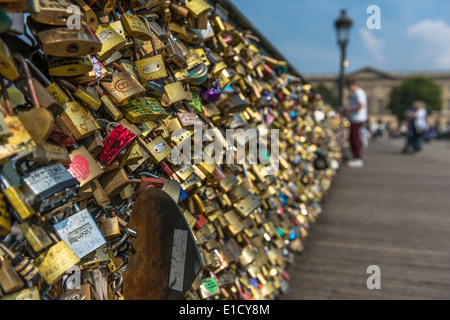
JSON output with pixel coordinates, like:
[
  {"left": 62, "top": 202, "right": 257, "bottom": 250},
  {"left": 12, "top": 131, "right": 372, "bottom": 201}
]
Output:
[
  {"left": 94, "top": 23, "right": 126, "bottom": 61},
  {"left": 47, "top": 55, "right": 93, "bottom": 77},
  {"left": 110, "top": 9, "right": 134, "bottom": 50},
  {"left": 0, "top": 38, "right": 19, "bottom": 81},
  {"left": 60, "top": 101, "right": 101, "bottom": 140},
  {"left": 27, "top": 17, "right": 102, "bottom": 57},
  {"left": 59, "top": 79, "right": 101, "bottom": 111},
  {"left": 120, "top": 96, "right": 169, "bottom": 123},
  {"left": 31, "top": 0, "right": 85, "bottom": 26},
  {"left": 34, "top": 241, "right": 80, "bottom": 285},
  {"left": 100, "top": 62, "right": 146, "bottom": 106},
  {"left": 95, "top": 85, "right": 123, "bottom": 121},
  {"left": 74, "top": 0, "right": 98, "bottom": 31},
  {"left": 118, "top": 2, "right": 151, "bottom": 41}
]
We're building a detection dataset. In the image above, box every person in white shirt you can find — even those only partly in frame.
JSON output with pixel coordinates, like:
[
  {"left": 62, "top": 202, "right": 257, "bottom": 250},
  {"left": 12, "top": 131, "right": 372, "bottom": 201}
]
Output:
[
  {"left": 408, "top": 100, "right": 428, "bottom": 157},
  {"left": 343, "top": 78, "right": 368, "bottom": 168}
]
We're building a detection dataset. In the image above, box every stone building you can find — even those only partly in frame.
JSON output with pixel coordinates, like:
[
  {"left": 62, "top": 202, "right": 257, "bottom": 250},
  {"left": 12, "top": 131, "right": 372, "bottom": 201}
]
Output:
[{"left": 304, "top": 67, "right": 450, "bottom": 129}]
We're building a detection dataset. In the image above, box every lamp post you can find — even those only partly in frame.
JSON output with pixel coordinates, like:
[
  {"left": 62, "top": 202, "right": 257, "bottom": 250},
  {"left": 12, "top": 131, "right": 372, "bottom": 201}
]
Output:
[{"left": 334, "top": 9, "right": 353, "bottom": 108}]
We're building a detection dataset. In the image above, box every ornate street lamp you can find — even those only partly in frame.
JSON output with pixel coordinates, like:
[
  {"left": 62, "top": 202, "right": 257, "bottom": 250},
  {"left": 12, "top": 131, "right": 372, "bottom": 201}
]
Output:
[{"left": 334, "top": 9, "right": 353, "bottom": 108}]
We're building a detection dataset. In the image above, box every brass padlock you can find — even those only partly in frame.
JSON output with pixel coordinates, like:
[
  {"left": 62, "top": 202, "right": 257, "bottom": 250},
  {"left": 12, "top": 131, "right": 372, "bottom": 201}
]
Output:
[
  {"left": 18, "top": 221, "right": 53, "bottom": 253},
  {"left": 34, "top": 241, "right": 80, "bottom": 285},
  {"left": 100, "top": 62, "right": 146, "bottom": 106},
  {"left": 120, "top": 96, "right": 169, "bottom": 123},
  {"left": 60, "top": 101, "right": 101, "bottom": 140},
  {"left": 118, "top": 2, "right": 151, "bottom": 41},
  {"left": 27, "top": 17, "right": 102, "bottom": 57},
  {"left": 31, "top": 140, "right": 71, "bottom": 165},
  {"left": 94, "top": 23, "right": 126, "bottom": 61},
  {"left": 0, "top": 78, "right": 36, "bottom": 164},
  {"left": 134, "top": 24, "right": 168, "bottom": 83},
  {"left": 0, "top": 38, "right": 19, "bottom": 81},
  {"left": 74, "top": 0, "right": 98, "bottom": 31},
  {"left": 31, "top": 0, "right": 85, "bottom": 26},
  {"left": 0, "top": 193, "right": 11, "bottom": 236},
  {"left": 59, "top": 79, "right": 101, "bottom": 110},
  {"left": 110, "top": 9, "right": 134, "bottom": 50},
  {"left": 95, "top": 85, "right": 123, "bottom": 121},
  {"left": 47, "top": 55, "right": 94, "bottom": 77},
  {"left": 0, "top": 255, "right": 24, "bottom": 294},
  {"left": 25, "top": 58, "right": 70, "bottom": 108}
]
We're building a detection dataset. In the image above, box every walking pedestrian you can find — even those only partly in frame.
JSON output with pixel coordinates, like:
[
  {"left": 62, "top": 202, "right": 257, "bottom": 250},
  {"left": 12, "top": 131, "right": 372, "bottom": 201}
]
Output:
[
  {"left": 343, "top": 78, "right": 367, "bottom": 168},
  {"left": 409, "top": 100, "right": 428, "bottom": 157}
]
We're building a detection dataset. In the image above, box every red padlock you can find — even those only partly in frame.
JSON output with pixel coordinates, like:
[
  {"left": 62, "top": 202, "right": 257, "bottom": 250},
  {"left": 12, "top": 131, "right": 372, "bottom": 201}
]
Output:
[{"left": 99, "top": 124, "right": 137, "bottom": 165}]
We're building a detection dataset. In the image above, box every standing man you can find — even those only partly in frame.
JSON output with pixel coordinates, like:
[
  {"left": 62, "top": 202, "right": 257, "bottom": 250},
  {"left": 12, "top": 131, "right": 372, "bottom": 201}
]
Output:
[{"left": 344, "top": 78, "right": 367, "bottom": 168}]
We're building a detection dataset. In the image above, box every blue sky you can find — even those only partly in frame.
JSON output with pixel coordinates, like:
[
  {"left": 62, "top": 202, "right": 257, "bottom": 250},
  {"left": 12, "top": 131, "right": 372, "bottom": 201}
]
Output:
[{"left": 229, "top": 0, "right": 450, "bottom": 75}]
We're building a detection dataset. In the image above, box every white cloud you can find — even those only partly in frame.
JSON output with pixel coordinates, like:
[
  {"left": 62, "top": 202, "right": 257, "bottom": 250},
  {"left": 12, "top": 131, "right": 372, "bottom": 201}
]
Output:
[
  {"left": 359, "top": 28, "right": 385, "bottom": 63},
  {"left": 408, "top": 19, "right": 450, "bottom": 68}
]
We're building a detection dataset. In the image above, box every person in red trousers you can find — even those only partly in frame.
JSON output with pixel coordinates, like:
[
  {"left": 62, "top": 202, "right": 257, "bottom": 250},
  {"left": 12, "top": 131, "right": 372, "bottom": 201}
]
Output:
[{"left": 343, "top": 78, "right": 367, "bottom": 168}]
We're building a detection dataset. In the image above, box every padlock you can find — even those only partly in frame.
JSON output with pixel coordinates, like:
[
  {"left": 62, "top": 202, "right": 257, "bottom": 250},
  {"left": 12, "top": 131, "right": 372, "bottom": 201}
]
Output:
[
  {"left": 94, "top": 85, "right": 123, "bottom": 121},
  {"left": 98, "top": 124, "right": 137, "bottom": 166},
  {"left": 109, "top": 9, "right": 134, "bottom": 50},
  {"left": 0, "top": 192, "right": 11, "bottom": 236},
  {"left": 59, "top": 79, "right": 101, "bottom": 111},
  {"left": 186, "top": 0, "right": 212, "bottom": 30},
  {"left": 120, "top": 96, "right": 169, "bottom": 123},
  {"left": 118, "top": 2, "right": 152, "bottom": 41},
  {"left": 60, "top": 101, "right": 101, "bottom": 140},
  {"left": 13, "top": 54, "right": 56, "bottom": 143},
  {"left": 134, "top": 22, "right": 168, "bottom": 83},
  {"left": 18, "top": 162, "right": 80, "bottom": 213},
  {"left": 0, "top": 88, "right": 36, "bottom": 164},
  {"left": 0, "top": 255, "right": 24, "bottom": 294},
  {"left": 100, "top": 62, "right": 146, "bottom": 106},
  {"left": 74, "top": 0, "right": 98, "bottom": 31},
  {"left": 91, "top": 179, "right": 111, "bottom": 207},
  {"left": 30, "top": 0, "right": 85, "bottom": 26},
  {"left": 18, "top": 221, "right": 53, "bottom": 253},
  {"left": 31, "top": 140, "right": 71, "bottom": 165},
  {"left": 25, "top": 57, "right": 70, "bottom": 108},
  {"left": 98, "top": 167, "right": 129, "bottom": 198},
  {"left": 26, "top": 17, "right": 102, "bottom": 57},
  {"left": 47, "top": 55, "right": 94, "bottom": 78},
  {"left": 0, "top": 243, "right": 41, "bottom": 286},
  {"left": 94, "top": 23, "right": 126, "bottom": 61},
  {"left": 67, "top": 145, "right": 104, "bottom": 187},
  {"left": 0, "top": 38, "right": 19, "bottom": 81},
  {"left": 34, "top": 240, "right": 80, "bottom": 285},
  {"left": 53, "top": 206, "right": 107, "bottom": 259}
]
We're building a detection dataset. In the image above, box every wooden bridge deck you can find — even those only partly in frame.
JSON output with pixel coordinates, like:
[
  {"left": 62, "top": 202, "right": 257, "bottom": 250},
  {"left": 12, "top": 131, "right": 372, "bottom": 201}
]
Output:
[{"left": 282, "top": 139, "right": 450, "bottom": 300}]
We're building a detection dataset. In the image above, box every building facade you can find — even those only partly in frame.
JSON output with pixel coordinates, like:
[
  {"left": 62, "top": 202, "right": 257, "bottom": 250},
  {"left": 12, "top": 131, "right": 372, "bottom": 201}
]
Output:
[{"left": 304, "top": 67, "right": 450, "bottom": 129}]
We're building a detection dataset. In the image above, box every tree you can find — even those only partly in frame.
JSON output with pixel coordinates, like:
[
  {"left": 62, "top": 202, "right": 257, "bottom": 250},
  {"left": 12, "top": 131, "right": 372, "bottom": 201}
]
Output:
[
  {"left": 388, "top": 77, "right": 442, "bottom": 121},
  {"left": 314, "top": 83, "right": 338, "bottom": 108}
]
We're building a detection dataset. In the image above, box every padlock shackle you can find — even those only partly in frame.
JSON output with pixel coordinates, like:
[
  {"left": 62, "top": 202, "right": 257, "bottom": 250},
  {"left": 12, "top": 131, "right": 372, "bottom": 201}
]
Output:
[
  {"left": 58, "top": 79, "right": 78, "bottom": 93},
  {"left": 13, "top": 53, "right": 41, "bottom": 109},
  {"left": 0, "top": 77, "right": 14, "bottom": 117},
  {"left": 24, "top": 58, "right": 52, "bottom": 87}
]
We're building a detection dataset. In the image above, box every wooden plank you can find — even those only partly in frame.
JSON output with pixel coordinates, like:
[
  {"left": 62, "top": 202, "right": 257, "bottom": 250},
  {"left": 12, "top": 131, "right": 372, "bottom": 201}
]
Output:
[{"left": 282, "top": 140, "right": 450, "bottom": 300}]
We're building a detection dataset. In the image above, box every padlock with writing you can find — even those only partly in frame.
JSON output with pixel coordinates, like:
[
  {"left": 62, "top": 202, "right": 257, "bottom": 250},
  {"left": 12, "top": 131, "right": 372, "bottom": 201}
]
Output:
[
  {"left": 120, "top": 96, "right": 169, "bottom": 123},
  {"left": 100, "top": 62, "right": 146, "bottom": 106},
  {"left": 18, "top": 161, "right": 80, "bottom": 213},
  {"left": 53, "top": 206, "right": 107, "bottom": 259},
  {"left": 60, "top": 101, "right": 101, "bottom": 140}
]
